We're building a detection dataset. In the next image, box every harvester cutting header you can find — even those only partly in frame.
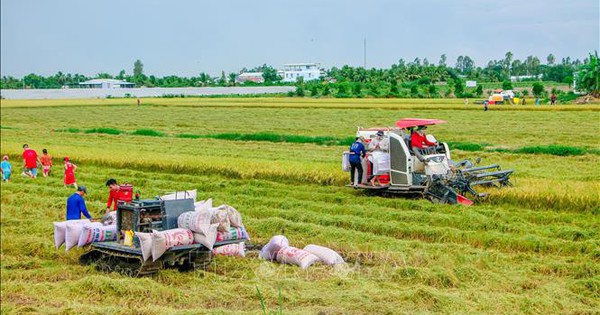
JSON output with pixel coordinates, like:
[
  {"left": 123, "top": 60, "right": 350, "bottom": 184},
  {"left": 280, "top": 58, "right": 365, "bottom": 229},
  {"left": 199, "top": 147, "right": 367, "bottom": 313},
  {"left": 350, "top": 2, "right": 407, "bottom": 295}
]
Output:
[{"left": 343, "top": 118, "right": 513, "bottom": 205}]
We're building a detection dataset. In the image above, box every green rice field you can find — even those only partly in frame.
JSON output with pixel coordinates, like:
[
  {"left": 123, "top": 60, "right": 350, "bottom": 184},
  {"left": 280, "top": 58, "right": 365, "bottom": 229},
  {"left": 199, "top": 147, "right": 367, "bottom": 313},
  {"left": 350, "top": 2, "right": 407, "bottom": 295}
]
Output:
[{"left": 1, "top": 98, "right": 599, "bottom": 314}]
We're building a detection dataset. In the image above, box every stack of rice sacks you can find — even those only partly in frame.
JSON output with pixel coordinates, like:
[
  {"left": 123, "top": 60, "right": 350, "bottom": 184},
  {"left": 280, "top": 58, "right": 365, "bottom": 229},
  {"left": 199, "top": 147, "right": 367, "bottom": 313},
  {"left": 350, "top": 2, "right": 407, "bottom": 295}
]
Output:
[
  {"left": 259, "top": 235, "right": 345, "bottom": 270},
  {"left": 53, "top": 217, "right": 117, "bottom": 251}
]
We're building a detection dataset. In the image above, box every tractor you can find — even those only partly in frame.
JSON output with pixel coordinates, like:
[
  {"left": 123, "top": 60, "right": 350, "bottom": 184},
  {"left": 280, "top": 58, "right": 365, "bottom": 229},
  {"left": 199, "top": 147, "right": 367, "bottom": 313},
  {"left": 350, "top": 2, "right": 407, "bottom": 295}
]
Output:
[
  {"left": 343, "top": 118, "right": 513, "bottom": 205},
  {"left": 79, "top": 197, "right": 246, "bottom": 277}
]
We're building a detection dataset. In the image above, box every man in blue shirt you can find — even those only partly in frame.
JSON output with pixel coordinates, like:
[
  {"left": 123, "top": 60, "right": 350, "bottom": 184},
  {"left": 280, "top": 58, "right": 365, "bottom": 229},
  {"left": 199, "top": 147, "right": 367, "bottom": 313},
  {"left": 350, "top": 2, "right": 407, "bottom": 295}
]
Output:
[
  {"left": 348, "top": 137, "right": 366, "bottom": 186},
  {"left": 66, "top": 186, "right": 92, "bottom": 220}
]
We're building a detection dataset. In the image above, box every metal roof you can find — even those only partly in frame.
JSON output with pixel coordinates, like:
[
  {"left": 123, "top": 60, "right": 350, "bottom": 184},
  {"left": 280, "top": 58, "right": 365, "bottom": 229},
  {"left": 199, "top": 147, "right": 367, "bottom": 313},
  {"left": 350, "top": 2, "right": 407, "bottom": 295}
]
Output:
[{"left": 79, "top": 79, "right": 133, "bottom": 85}]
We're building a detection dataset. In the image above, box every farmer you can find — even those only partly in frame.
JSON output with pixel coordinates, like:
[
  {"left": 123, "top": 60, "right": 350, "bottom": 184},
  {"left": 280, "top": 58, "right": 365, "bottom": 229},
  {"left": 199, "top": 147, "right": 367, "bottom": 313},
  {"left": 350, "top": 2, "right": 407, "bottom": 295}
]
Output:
[
  {"left": 410, "top": 126, "right": 437, "bottom": 163},
  {"left": 368, "top": 130, "right": 389, "bottom": 186},
  {"left": 348, "top": 137, "right": 366, "bottom": 186},
  {"left": 40, "top": 149, "right": 53, "bottom": 177},
  {"left": 105, "top": 178, "right": 120, "bottom": 213},
  {"left": 63, "top": 157, "right": 78, "bottom": 189},
  {"left": 21, "top": 144, "right": 39, "bottom": 178},
  {"left": 1, "top": 155, "right": 12, "bottom": 182},
  {"left": 550, "top": 93, "right": 557, "bottom": 105},
  {"left": 66, "top": 186, "right": 92, "bottom": 220}
]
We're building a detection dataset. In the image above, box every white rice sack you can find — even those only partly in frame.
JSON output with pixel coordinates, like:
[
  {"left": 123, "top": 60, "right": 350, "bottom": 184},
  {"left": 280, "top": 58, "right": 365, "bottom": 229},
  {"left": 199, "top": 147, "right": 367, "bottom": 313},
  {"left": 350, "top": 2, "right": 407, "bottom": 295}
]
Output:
[
  {"left": 53, "top": 221, "right": 68, "bottom": 249},
  {"left": 135, "top": 232, "right": 153, "bottom": 262},
  {"left": 160, "top": 189, "right": 197, "bottom": 201},
  {"left": 276, "top": 247, "right": 320, "bottom": 270},
  {"left": 303, "top": 244, "right": 345, "bottom": 265},
  {"left": 77, "top": 223, "right": 117, "bottom": 247},
  {"left": 342, "top": 151, "right": 351, "bottom": 172},
  {"left": 101, "top": 211, "right": 117, "bottom": 226},
  {"left": 216, "top": 226, "right": 249, "bottom": 242},
  {"left": 194, "top": 198, "right": 212, "bottom": 212},
  {"left": 226, "top": 205, "right": 243, "bottom": 228},
  {"left": 213, "top": 242, "right": 245, "bottom": 257},
  {"left": 76, "top": 222, "right": 102, "bottom": 247},
  {"left": 193, "top": 223, "right": 218, "bottom": 250},
  {"left": 177, "top": 209, "right": 213, "bottom": 235},
  {"left": 371, "top": 151, "right": 390, "bottom": 175},
  {"left": 64, "top": 219, "right": 91, "bottom": 251},
  {"left": 151, "top": 228, "right": 194, "bottom": 261},
  {"left": 259, "top": 235, "right": 289, "bottom": 261},
  {"left": 211, "top": 208, "right": 231, "bottom": 232}
]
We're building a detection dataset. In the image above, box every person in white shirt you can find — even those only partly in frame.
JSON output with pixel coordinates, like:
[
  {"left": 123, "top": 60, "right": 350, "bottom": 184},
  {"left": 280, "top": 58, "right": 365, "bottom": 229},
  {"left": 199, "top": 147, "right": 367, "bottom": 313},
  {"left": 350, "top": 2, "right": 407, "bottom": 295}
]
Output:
[{"left": 368, "top": 130, "right": 390, "bottom": 186}]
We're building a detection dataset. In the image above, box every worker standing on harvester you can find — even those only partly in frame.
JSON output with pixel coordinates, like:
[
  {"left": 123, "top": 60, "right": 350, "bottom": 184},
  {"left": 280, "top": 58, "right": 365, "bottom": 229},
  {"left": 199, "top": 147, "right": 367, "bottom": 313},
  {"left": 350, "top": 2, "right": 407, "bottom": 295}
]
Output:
[
  {"left": 368, "top": 130, "right": 389, "bottom": 186},
  {"left": 410, "top": 126, "right": 437, "bottom": 163},
  {"left": 348, "top": 137, "right": 366, "bottom": 186}
]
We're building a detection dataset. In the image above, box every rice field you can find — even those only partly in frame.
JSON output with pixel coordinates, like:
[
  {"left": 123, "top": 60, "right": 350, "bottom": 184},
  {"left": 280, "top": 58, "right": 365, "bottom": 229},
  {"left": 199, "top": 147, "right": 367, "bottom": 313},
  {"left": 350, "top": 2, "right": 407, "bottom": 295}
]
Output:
[{"left": 1, "top": 98, "right": 599, "bottom": 314}]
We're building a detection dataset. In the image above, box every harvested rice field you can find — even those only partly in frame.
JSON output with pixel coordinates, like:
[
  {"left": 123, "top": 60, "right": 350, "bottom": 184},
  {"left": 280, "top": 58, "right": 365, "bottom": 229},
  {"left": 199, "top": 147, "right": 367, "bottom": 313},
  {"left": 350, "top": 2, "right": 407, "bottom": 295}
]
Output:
[{"left": 1, "top": 98, "right": 599, "bottom": 314}]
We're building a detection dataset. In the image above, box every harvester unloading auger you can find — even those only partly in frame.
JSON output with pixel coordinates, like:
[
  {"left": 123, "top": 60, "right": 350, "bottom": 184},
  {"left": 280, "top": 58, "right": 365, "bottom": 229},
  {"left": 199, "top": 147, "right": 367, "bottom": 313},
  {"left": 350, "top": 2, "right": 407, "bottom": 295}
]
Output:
[{"left": 343, "top": 118, "right": 513, "bottom": 205}]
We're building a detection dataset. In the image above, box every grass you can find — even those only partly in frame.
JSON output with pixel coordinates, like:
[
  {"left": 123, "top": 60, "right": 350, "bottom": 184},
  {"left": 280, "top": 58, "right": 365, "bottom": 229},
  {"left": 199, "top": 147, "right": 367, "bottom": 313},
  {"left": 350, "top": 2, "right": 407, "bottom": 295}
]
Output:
[
  {"left": 55, "top": 127, "right": 81, "bottom": 133},
  {"left": 130, "top": 128, "right": 165, "bottom": 137},
  {"left": 84, "top": 127, "right": 123, "bottom": 135},
  {"left": 204, "top": 133, "right": 354, "bottom": 146},
  {"left": 1, "top": 97, "right": 599, "bottom": 314},
  {"left": 513, "top": 145, "right": 587, "bottom": 156},
  {"left": 446, "top": 141, "right": 488, "bottom": 151}
]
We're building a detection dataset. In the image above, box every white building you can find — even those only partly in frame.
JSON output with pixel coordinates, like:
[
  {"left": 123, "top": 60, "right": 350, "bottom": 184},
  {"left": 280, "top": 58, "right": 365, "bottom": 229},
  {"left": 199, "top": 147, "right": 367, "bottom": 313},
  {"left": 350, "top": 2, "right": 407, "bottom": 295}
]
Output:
[
  {"left": 236, "top": 72, "right": 264, "bottom": 84},
  {"left": 510, "top": 75, "right": 541, "bottom": 82},
  {"left": 78, "top": 79, "right": 135, "bottom": 89},
  {"left": 280, "top": 63, "right": 321, "bottom": 82}
]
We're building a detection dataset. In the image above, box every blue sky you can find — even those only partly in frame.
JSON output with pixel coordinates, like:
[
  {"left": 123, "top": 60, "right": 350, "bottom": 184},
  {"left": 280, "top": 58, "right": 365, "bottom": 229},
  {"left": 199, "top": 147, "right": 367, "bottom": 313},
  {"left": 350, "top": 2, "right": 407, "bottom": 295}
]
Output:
[{"left": 1, "top": 0, "right": 598, "bottom": 77}]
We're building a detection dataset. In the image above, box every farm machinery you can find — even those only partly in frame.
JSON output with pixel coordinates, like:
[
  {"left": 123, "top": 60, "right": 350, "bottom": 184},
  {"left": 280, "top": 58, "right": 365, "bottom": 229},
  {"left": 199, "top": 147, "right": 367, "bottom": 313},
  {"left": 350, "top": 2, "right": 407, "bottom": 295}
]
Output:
[
  {"left": 343, "top": 118, "right": 513, "bottom": 205},
  {"left": 79, "top": 198, "right": 246, "bottom": 277}
]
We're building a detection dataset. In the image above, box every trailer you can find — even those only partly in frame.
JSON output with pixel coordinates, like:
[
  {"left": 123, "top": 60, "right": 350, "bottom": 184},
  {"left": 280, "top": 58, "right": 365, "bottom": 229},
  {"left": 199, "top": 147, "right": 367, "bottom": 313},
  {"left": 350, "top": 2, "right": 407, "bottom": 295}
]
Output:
[{"left": 80, "top": 198, "right": 246, "bottom": 276}]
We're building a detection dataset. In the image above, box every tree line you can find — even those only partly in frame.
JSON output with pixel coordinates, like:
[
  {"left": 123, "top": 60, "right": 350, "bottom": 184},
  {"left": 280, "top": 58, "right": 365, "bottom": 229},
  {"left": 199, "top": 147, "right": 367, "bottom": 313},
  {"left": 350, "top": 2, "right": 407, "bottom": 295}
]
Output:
[{"left": 1, "top": 52, "right": 597, "bottom": 98}]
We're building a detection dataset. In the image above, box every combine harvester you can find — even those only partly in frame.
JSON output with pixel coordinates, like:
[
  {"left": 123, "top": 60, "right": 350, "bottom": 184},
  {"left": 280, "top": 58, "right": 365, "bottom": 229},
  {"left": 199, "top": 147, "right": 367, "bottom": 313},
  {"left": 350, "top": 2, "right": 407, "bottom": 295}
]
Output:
[{"left": 344, "top": 118, "right": 513, "bottom": 205}]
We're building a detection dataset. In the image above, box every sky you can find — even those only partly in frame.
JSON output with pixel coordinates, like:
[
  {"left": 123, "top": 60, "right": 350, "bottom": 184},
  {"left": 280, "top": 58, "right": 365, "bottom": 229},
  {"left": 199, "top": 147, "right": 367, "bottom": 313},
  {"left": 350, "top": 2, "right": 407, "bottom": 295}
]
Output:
[{"left": 1, "top": 0, "right": 598, "bottom": 77}]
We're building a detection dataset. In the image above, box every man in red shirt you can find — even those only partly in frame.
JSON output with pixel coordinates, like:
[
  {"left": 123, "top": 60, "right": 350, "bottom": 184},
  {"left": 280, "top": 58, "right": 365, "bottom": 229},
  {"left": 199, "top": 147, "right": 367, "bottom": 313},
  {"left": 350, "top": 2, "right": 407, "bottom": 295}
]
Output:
[
  {"left": 105, "top": 178, "right": 120, "bottom": 214},
  {"left": 410, "top": 126, "right": 437, "bottom": 163},
  {"left": 21, "top": 144, "right": 39, "bottom": 178}
]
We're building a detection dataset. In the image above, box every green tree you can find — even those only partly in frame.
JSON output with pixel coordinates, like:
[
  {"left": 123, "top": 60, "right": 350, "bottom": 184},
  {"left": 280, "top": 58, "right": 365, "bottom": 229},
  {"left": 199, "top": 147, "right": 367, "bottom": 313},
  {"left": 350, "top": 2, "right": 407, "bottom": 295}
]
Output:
[
  {"left": 576, "top": 52, "right": 599, "bottom": 97},
  {"left": 228, "top": 73, "right": 237, "bottom": 86},
  {"left": 310, "top": 84, "right": 319, "bottom": 97},
  {"left": 133, "top": 60, "right": 144, "bottom": 77},
  {"left": 547, "top": 54, "right": 555, "bottom": 65},
  {"left": 218, "top": 71, "right": 226, "bottom": 86},
  {"left": 454, "top": 78, "right": 464, "bottom": 97},
  {"left": 532, "top": 82, "right": 545, "bottom": 97},
  {"left": 438, "top": 54, "right": 447, "bottom": 67},
  {"left": 410, "top": 84, "right": 419, "bottom": 96},
  {"left": 502, "top": 81, "right": 513, "bottom": 90},
  {"left": 475, "top": 84, "right": 483, "bottom": 96},
  {"left": 261, "top": 65, "right": 281, "bottom": 84},
  {"left": 353, "top": 83, "right": 363, "bottom": 97},
  {"left": 321, "top": 84, "right": 330, "bottom": 96},
  {"left": 504, "top": 51, "right": 513, "bottom": 76},
  {"left": 428, "top": 84, "right": 438, "bottom": 97},
  {"left": 563, "top": 76, "right": 573, "bottom": 88}
]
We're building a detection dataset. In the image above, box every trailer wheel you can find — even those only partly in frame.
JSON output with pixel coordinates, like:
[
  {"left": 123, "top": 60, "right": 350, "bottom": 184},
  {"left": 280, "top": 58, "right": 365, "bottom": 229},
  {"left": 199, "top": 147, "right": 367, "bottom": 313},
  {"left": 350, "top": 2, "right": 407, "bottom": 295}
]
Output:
[{"left": 192, "top": 252, "right": 214, "bottom": 271}]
